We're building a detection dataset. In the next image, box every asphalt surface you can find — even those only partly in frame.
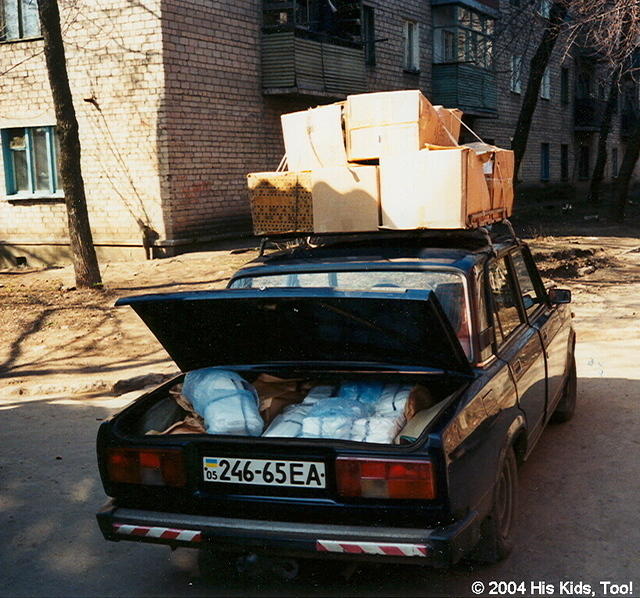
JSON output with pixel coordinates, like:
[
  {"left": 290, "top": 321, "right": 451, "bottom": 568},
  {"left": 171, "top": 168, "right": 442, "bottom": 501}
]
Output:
[{"left": 1, "top": 368, "right": 638, "bottom": 598}]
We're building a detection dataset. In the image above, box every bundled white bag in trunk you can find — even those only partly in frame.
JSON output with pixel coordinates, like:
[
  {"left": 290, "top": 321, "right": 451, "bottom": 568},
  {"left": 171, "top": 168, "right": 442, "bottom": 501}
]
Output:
[{"left": 182, "top": 368, "right": 263, "bottom": 436}]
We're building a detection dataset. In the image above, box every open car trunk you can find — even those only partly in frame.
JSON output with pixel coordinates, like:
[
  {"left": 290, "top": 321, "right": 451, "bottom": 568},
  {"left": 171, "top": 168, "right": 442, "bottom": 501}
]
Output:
[{"left": 114, "top": 287, "right": 472, "bottom": 447}]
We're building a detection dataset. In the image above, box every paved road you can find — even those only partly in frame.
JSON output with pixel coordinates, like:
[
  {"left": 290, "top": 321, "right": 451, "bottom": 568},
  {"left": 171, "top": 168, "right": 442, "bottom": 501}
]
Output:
[{"left": 1, "top": 367, "right": 638, "bottom": 598}]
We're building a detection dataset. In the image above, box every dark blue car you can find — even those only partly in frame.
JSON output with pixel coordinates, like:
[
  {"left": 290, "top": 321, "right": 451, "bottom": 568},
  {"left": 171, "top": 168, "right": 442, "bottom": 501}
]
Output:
[{"left": 96, "top": 230, "right": 576, "bottom": 571}]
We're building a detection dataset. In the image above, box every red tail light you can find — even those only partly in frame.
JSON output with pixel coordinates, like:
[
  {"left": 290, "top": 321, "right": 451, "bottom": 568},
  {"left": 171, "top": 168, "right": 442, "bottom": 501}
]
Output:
[
  {"left": 335, "top": 457, "right": 436, "bottom": 499},
  {"left": 107, "top": 448, "right": 186, "bottom": 487}
]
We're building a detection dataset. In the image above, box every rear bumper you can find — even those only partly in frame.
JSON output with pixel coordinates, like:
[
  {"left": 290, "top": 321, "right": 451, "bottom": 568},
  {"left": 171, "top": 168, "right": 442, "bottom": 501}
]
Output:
[{"left": 96, "top": 501, "right": 481, "bottom": 566}]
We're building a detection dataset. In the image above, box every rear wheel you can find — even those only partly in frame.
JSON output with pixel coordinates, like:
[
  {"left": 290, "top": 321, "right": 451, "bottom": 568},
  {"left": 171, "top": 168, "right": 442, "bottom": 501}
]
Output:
[
  {"left": 551, "top": 355, "right": 577, "bottom": 423},
  {"left": 472, "top": 445, "right": 518, "bottom": 563}
]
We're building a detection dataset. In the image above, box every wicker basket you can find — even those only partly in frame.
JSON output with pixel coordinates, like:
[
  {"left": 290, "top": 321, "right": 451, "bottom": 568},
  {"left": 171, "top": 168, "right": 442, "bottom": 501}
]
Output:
[{"left": 248, "top": 171, "right": 314, "bottom": 235}]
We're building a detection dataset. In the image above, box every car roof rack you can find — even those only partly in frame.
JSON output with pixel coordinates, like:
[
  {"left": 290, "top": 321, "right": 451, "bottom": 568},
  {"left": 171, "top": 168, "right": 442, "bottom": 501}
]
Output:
[{"left": 258, "top": 220, "right": 518, "bottom": 257}]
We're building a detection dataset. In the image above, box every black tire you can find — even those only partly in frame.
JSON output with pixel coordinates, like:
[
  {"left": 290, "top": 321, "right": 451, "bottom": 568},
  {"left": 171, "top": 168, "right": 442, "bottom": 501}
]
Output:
[
  {"left": 551, "top": 355, "right": 577, "bottom": 423},
  {"left": 472, "top": 445, "right": 518, "bottom": 563}
]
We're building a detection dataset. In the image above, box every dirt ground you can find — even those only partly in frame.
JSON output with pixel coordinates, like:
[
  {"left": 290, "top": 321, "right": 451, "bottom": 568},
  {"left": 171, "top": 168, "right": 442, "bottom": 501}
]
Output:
[{"left": 1, "top": 201, "right": 639, "bottom": 597}]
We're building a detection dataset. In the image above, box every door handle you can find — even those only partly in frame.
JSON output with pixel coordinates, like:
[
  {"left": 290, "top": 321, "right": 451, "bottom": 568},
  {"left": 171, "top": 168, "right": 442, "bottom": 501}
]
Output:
[{"left": 513, "top": 359, "right": 523, "bottom": 375}]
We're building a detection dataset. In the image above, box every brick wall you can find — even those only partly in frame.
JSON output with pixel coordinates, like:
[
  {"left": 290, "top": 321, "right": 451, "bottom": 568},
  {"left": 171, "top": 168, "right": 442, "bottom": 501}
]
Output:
[
  {"left": 363, "top": 0, "right": 432, "bottom": 94},
  {"left": 0, "top": 0, "right": 166, "bottom": 264},
  {"left": 159, "top": 0, "right": 273, "bottom": 240}
]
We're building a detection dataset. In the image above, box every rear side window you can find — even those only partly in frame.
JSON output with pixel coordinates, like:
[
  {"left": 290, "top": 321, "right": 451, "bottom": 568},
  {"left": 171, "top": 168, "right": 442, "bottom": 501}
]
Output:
[
  {"left": 510, "top": 250, "right": 544, "bottom": 318},
  {"left": 488, "top": 258, "right": 522, "bottom": 344}
]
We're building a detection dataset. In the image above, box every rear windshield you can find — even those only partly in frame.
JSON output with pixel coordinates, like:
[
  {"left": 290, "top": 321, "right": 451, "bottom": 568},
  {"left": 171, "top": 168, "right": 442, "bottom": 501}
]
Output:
[{"left": 229, "top": 270, "right": 472, "bottom": 359}]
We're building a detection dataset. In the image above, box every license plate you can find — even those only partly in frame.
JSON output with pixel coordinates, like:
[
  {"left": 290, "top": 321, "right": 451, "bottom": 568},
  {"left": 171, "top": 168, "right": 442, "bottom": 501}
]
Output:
[{"left": 202, "top": 457, "right": 326, "bottom": 489}]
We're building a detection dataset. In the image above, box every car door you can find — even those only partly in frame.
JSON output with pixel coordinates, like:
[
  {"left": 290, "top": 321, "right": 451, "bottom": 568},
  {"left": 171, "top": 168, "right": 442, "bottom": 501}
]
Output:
[
  {"left": 487, "top": 254, "right": 547, "bottom": 442},
  {"left": 510, "top": 247, "right": 571, "bottom": 415}
]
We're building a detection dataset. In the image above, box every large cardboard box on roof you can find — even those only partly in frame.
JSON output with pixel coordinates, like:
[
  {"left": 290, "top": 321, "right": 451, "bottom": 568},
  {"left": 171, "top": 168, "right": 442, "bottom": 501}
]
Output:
[
  {"left": 345, "top": 90, "right": 456, "bottom": 162},
  {"left": 490, "top": 148, "right": 515, "bottom": 214},
  {"left": 248, "top": 165, "right": 380, "bottom": 236},
  {"left": 379, "top": 145, "right": 512, "bottom": 230},
  {"left": 466, "top": 143, "right": 516, "bottom": 217},
  {"left": 281, "top": 103, "right": 348, "bottom": 172},
  {"left": 434, "top": 106, "right": 463, "bottom": 145}
]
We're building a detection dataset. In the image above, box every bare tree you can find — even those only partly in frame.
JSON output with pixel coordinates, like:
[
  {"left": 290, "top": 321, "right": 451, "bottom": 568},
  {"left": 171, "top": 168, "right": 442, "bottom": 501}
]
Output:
[
  {"left": 510, "top": 1, "right": 568, "bottom": 177},
  {"left": 37, "top": 0, "right": 102, "bottom": 288},
  {"left": 588, "top": 67, "right": 619, "bottom": 204},
  {"left": 567, "top": 0, "right": 640, "bottom": 218},
  {"left": 615, "top": 116, "right": 640, "bottom": 220}
]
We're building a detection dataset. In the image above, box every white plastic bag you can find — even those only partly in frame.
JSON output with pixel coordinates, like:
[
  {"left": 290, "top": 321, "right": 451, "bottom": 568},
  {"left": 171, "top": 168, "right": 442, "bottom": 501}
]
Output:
[
  {"left": 182, "top": 368, "right": 263, "bottom": 436},
  {"left": 301, "top": 396, "right": 368, "bottom": 440},
  {"left": 351, "top": 416, "right": 406, "bottom": 444},
  {"left": 263, "top": 403, "right": 313, "bottom": 438},
  {"left": 374, "top": 385, "right": 412, "bottom": 415}
]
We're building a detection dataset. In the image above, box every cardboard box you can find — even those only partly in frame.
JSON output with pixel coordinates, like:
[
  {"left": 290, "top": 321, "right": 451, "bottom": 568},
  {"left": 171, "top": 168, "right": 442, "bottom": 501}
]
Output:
[
  {"left": 380, "top": 145, "right": 511, "bottom": 230},
  {"left": 467, "top": 143, "right": 515, "bottom": 217},
  {"left": 248, "top": 165, "right": 380, "bottom": 236},
  {"left": 434, "top": 106, "right": 463, "bottom": 146},
  {"left": 345, "top": 90, "right": 455, "bottom": 162},
  {"left": 281, "top": 103, "right": 348, "bottom": 172},
  {"left": 489, "top": 148, "right": 515, "bottom": 215},
  {"left": 254, "top": 374, "right": 312, "bottom": 426}
]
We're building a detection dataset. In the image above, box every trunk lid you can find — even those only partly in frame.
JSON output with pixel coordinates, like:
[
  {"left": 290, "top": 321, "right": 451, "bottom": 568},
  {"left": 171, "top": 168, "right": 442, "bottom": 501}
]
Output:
[{"left": 116, "top": 288, "right": 472, "bottom": 376}]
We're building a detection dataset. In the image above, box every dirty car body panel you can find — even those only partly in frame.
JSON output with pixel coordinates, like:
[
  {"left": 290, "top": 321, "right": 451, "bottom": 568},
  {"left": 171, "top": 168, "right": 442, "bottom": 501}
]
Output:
[{"left": 96, "top": 234, "right": 575, "bottom": 566}]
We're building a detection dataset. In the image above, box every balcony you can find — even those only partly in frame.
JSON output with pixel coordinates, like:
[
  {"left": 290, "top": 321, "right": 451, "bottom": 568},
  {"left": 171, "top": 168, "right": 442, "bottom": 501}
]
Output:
[
  {"left": 262, "top": 30, "right": 366, "bottom": 99},
  {"left": 262, "top": 1, "right": 366, "bottom": 99},
  {"left": 432, "top": 63, "right": 497, "bottom": 117},
  {"left": 574, "top": 98, "right": 606, "bottom": 131}
]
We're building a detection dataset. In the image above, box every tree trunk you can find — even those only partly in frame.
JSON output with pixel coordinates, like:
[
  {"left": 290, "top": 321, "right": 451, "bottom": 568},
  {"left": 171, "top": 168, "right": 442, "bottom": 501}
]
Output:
[
  {"left": 615, "top": 116, "right": 640, "bottom": 221},
  {"left": 37, "top": 0, "right": 102, "bottom": 288},
  {"left": 511, "top": 2, "right": 567, "bottom": 178},
  {"left": 589, "top": 78, "right": 619, "bottom": 204}
]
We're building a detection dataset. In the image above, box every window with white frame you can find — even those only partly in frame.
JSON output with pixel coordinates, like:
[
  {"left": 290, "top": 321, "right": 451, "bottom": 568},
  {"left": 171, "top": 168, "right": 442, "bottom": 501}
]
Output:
[
  {"left": 511, "top": 55, "right": 523, "bottom": 93},
  {"left": 0, "top": 0, "right": 40, "bottom": 41},
  {"left": 540, "top": 67, "right": 551, "bottom": 99},
  {"left": 404, "top": 20, "right": 420, "bottom": 72},
  {"left": 1, "top": 126, "right": 61, "bottom": 196}
]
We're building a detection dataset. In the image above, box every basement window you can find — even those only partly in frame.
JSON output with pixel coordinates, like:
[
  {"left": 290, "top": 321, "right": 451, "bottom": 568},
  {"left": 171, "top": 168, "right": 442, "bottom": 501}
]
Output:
[
  {"left": 0, "top": 0, "right": 40, "bottom": 41},
  {"left": 1, "top": 126, "right": 61, "bottom": 198}
]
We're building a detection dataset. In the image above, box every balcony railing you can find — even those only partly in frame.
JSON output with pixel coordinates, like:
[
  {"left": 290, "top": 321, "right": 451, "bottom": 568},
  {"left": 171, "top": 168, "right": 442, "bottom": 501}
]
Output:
[
  {"left": 432, "top": 63, "right": 497, "bottom": 116},
  {"left": 262, "top": 29, "right": 366, "bottom": 98}
]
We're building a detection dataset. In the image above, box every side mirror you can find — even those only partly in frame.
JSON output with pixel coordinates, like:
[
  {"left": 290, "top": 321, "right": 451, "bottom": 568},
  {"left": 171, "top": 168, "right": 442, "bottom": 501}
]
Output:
[{"left": 549, "top": 288, "right": 572, "bottom": 304}]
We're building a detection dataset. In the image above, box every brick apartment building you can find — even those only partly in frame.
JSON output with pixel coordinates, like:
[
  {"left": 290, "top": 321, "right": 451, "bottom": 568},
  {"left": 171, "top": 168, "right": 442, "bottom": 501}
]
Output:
[{"left": 0, "top": 0, "right": 634, "bottom": 265}]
